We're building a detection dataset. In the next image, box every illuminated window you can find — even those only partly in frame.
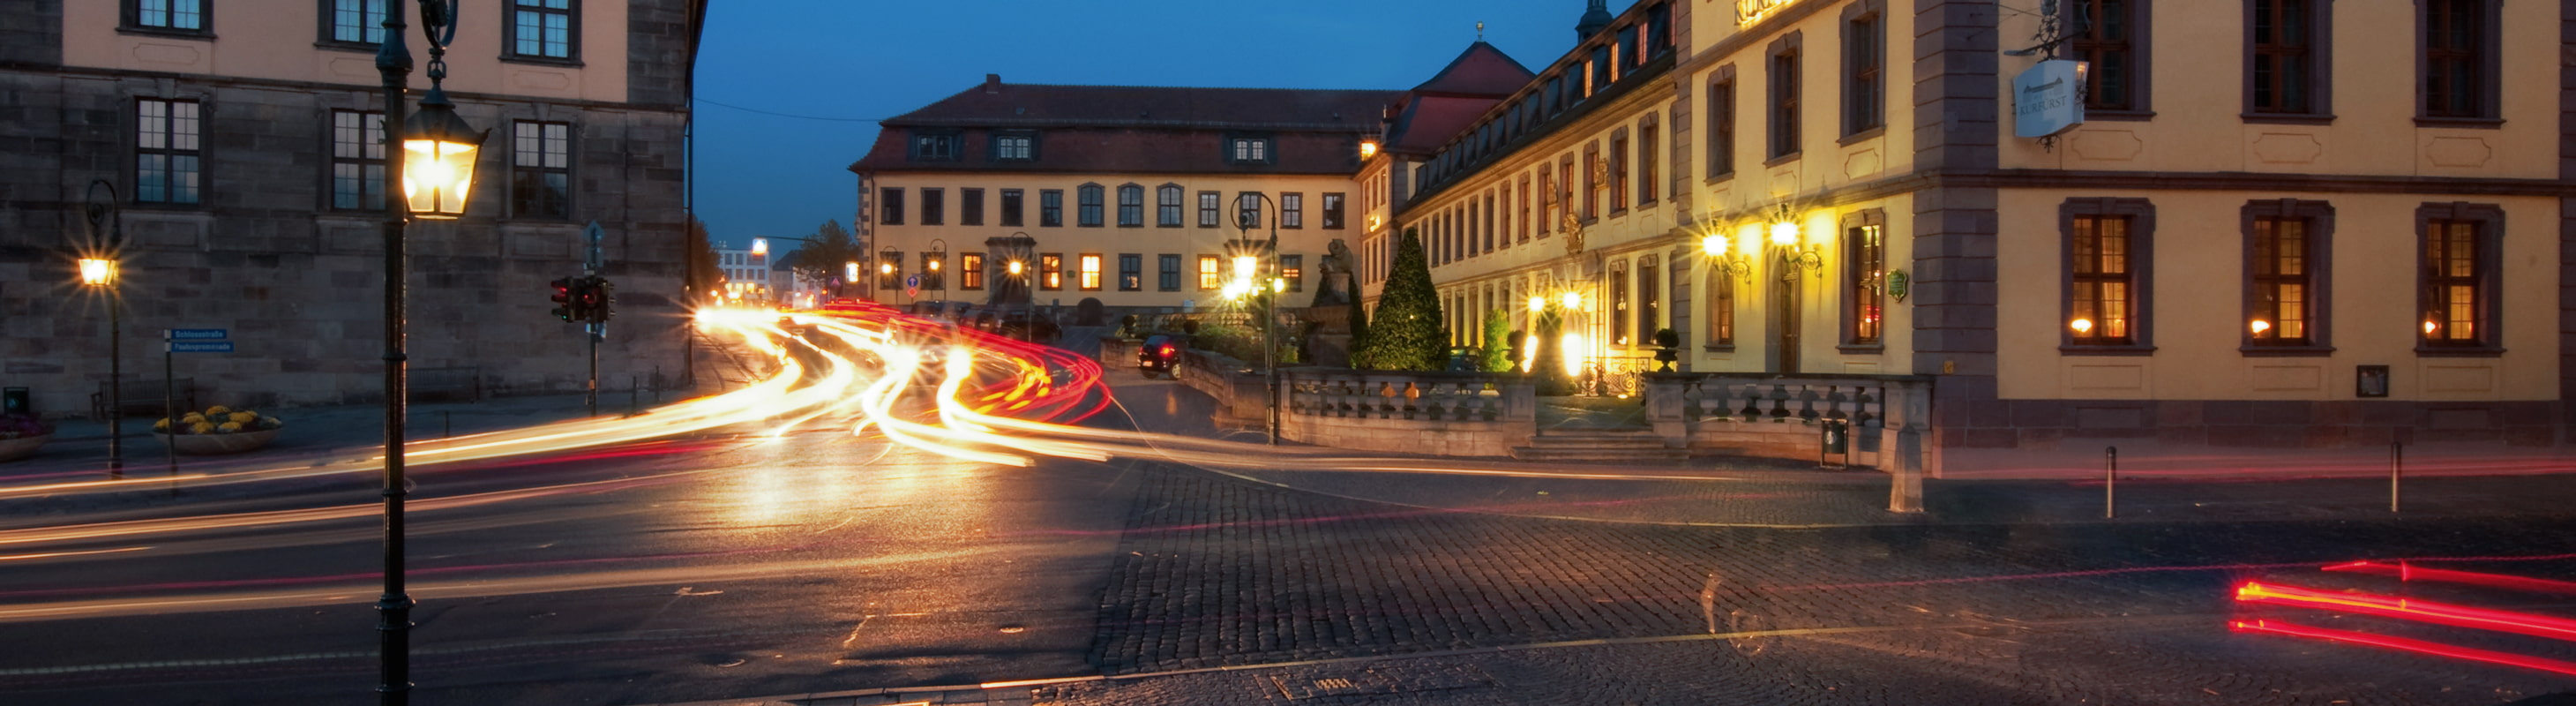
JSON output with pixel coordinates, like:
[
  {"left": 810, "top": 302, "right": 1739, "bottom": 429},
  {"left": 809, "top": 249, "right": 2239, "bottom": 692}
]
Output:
[
  {"left": 1845, "top": 217, "right": 1885, "bottom": 346},
  {"left": 960, "top": 252, "right": 985, "bottom": 290},
  {"left": 1198, "top": 255, "right": 1220, "bottom": 289},
  {"left": 2243, "top": 199, "right": 2333, "bottom": 351},
  {"left": 2417, "top": 203, "right": 2502, "bottom": 350},
  {"left": 2062, "top": 198, "right": 2156, "bottom": 350},
  {"left": 1039, "top": 253, "right": 1063, "bottom": 290},
  {"left": 1282, "top": 254, "right": 1303, "bottom": 292},
  {"left": 1079, "top": 253, "right": 1102, "bottom": 290}
]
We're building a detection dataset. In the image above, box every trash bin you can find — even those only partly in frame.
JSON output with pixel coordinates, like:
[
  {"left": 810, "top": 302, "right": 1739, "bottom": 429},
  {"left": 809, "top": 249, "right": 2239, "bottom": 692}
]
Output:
[
  {"left": 1, "top": 387, "right": 27, "bottom": 416},
  {"left": 1820, "top": 418, "right": 1850, "bottom": 468}
]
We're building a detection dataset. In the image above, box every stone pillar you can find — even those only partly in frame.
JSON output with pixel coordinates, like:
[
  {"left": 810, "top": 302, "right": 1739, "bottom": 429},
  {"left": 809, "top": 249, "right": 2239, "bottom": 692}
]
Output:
[{"left": 1645, "top": 373, "right": 1690, "bottom": 449}]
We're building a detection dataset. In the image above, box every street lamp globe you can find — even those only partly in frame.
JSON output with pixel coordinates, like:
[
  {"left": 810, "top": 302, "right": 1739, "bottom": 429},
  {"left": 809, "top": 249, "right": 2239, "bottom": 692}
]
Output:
[
  {"left": 78, "top": 258, "right": 116, "bottom": 287},
  {"left": 399, "top": 89, "right": 485, "bottom": 219}
]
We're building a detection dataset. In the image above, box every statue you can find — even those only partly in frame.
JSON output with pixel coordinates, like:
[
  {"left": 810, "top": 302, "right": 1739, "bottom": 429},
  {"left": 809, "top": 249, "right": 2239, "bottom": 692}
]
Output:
[{"left": 1310, "top": 238, "right": 1355, "bottom": 307}]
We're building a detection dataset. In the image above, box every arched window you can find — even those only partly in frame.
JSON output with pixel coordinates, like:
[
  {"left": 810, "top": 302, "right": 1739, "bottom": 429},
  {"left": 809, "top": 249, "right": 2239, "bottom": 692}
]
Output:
[{"left": 1117, "top": 184, "right": 1143, "bottom": 227}]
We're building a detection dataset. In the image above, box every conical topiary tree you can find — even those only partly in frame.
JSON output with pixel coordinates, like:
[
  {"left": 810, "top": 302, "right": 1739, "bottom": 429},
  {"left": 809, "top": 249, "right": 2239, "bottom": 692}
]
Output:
[{"left": 1355, "top": 228, "right": 1446, "bottom": 371}]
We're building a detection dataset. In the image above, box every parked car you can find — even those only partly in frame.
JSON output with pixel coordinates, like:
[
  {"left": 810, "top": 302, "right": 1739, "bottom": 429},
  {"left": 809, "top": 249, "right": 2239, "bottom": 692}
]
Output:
[{"left": 1139, "top": 334, "right": 1182, "bottom": 379}]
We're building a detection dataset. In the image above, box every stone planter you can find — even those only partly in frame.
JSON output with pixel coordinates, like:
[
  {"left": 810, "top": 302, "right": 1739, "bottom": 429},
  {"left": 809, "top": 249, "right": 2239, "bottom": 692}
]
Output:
[
  {"left": 0, "top": 434, "right": 50, "bottom": 462},
  {"left": 154, "top": 428, "right": 281, "bottom": 455}
]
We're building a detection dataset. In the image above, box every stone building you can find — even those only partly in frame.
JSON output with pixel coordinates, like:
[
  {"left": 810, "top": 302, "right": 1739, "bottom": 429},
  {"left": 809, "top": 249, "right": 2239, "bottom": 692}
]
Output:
[
  {"left": 1372, "top": 0, "right": 2575, "bottom": 475},
  {"left": 0, "top": 0, "right": 704, "bottom": 415},
  {"left": 849, "top": 75, "right": 1395, "bottom": 322}
]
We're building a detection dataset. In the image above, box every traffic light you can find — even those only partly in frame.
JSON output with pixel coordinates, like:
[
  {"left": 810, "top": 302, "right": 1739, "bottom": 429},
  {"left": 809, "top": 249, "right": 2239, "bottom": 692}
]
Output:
[
  {"left": 582, "top": 276, "right": 615, "bottom": 324},
  {"left": 550, "top": 277, "right": 577, "bottom": 322}
]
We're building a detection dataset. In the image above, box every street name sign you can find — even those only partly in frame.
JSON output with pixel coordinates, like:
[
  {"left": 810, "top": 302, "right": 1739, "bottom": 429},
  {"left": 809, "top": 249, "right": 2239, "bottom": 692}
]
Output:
[
  {"left": 168, "top": 342, "right": 235, "bottom": 353},
  {"left": 166, "top": 328, "right": 228, "bottom": 341}
]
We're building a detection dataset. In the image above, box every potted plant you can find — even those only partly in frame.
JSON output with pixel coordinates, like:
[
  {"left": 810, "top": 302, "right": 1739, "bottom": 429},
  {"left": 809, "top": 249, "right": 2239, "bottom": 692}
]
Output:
[
  {"left": 0, "top": 413, "right": 52, "bottom": 462},
  {"left": 153, "top": 405, "right": 286, "bottom": 455},
  {"left": 1652, "top": 327, "right": 1681, "bottom": 372}
]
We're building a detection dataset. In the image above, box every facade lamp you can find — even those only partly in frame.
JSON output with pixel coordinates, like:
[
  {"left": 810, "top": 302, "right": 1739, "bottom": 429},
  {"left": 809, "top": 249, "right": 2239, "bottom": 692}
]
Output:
[
  {"left": 1006, "top": 259, "right": 1024, "bottom": 275},
  {"left": 1700, "top": 229, "right": 1753, "bottom": 280},
  {"left": 1359, "top": 139, "right": 1380, "bottom": 160},
  {"left": 399, "top": 87, "right": 484, "bottom": 219},
  {"left": 79, "top": 258, "right": 116, "bottom": 286},
  {"left": 1528, "top": 295, "right": 1547, "bottom": 312},
  {"left": 1769, "top": 204, "right": 1823, "bottom": 277}
]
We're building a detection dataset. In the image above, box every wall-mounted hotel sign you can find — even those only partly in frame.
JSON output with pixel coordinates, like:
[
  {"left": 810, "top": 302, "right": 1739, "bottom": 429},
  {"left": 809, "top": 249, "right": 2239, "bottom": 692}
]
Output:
[
  {"left": 2013, "top": 59, "right": 2088, "bottom": 139},
  {"left": 1737, "top": 0, "right": 1799, "bottom": 25}
]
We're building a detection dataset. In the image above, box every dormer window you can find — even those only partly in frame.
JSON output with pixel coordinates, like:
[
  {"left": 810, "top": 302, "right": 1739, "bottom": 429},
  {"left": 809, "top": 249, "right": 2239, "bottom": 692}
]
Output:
[
  {"left": 992, "top": 131, "right": 1036, "bottom": 161},
  {"left": 910, "top": 132, "right": 959, "bottom": 161},
  {"left": 1227, "top": 137, "right": 1273, "bottom": 165}
]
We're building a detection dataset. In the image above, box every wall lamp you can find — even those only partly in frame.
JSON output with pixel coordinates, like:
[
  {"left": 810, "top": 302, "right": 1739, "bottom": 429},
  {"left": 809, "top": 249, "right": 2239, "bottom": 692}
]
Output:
[
  {"left": 1768, "top": 203, "right": 1823, "bottom": 278},
  {"left": 1699, "top": 228, "right": 1754, "bottom": 280}
]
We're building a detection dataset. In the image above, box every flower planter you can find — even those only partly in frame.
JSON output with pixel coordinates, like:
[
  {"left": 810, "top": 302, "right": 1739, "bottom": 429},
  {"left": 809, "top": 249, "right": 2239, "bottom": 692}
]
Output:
[
  {"left": 0, "top": 434, "right": 49, "bottom": 462},
  {"left": 154, "top": 428, "right": 281, "bottom": 455}
]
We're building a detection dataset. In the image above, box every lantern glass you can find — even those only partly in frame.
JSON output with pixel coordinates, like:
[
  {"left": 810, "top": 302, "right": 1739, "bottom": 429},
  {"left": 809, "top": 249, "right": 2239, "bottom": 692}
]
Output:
[
  {"left": 401, "top": 137, "right": 479, "bottom": 218},
  {"left": 79, "top": 258, "right": 116, "bottom": 286}
]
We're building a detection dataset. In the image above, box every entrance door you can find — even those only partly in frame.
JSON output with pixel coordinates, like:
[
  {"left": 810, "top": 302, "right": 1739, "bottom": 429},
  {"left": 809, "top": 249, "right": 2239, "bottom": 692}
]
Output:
[{"left": 1773, "top": 274, "right": 1801, "bottom": 374}]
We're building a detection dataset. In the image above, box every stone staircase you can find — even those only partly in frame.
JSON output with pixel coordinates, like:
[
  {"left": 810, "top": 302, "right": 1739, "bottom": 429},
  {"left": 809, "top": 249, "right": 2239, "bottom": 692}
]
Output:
[{"left": 1508, "top": 428, "right": 1688, "bottom": 462}]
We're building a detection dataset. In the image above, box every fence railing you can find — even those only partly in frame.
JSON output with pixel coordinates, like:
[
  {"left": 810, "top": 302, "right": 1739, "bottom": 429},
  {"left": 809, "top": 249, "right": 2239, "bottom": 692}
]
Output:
[{"left": 1283, "top": 369, "right": 1531, "bottom": 424}]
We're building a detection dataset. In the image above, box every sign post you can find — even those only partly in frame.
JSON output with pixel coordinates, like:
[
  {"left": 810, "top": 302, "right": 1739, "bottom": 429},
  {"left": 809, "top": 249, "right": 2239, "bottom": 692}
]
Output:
[{"left": 162, "top": 328, "right": 230, "bottom": 482}]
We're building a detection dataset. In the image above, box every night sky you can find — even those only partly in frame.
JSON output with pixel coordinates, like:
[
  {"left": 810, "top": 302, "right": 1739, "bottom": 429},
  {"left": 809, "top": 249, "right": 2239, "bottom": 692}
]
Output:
[{"left": 688, "top": 0, "right": 1636, "bottom": 252}]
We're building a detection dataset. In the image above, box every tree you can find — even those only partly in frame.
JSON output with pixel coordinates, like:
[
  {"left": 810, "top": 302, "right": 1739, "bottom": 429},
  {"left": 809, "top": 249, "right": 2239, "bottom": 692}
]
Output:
[
  {"left": 683, "top": 216, "right": 721, "bottom": 305},
  {"left": 1353, "top": 228, "right": 1445, "bottom": 371},
  {"left": 1531, "top": 304, "right": 1575, "bottom": 395},
  {"left": 789, "top": 220, "right": 857, "bottom": 294},
  {"left": 1479, "top": 310, "right": 1515, "bottom": 372}
]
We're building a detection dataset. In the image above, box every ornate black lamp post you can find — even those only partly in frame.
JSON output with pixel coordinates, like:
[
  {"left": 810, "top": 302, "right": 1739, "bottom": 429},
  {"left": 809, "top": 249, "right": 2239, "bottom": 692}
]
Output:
[
  {"left": 80, "top": 180, "right": 123, "bottom": 478},
  {"left": 375, "top": 2, "right": 485, "bottom": 702},
  {"left": 1232, "top": 195, "right": 1283, "bottom": 445}
]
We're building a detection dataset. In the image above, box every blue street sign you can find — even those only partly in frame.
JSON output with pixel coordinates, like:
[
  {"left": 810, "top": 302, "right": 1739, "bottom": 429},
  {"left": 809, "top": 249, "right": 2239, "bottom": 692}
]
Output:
[
  {"left": 165, "top": 328, "right": 228, "bottom": 341},
  {"left": 905, "top": 274, "right": 921, "bottom": 289},
  {"left": 168, "top": 342, "right": 234, "bottom": 353}
]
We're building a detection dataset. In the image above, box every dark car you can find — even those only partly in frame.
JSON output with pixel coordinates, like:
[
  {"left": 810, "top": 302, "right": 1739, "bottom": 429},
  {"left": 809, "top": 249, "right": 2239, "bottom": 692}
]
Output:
[{"left": 1138, "top": 334, "right": 1181, "bottom": 379}]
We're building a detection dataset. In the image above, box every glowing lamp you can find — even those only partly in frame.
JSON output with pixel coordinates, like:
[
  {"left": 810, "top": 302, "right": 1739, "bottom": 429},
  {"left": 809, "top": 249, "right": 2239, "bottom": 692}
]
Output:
[
  {"left": 1560, "top": 334, "right": 1586, "bottom": 376},
  {"left": 398, "top": 90, "right": 485, "bottom": 219},
  {"left": 1561, "top": 291, "right": 1583, "bottom": 312},
  {"left": 1700, "top": 233, "right": 1729, "bottom": 258},
  {"left": 1529, "top": 295, "right": 1546, "bottom": 312},
  {"left": 1006, "top": 260, "right": 1024, "bottom": 275},
  {"left": 2423, "top": 320, "right": 2439, "bottom": 334},
  {"left": 927, "top": 259, "right": 940, "bottom": 271},
  {"left": 752, "top": 238, "right": 769, "bottom": 256},
  {"left": 2250, "top": 319, "right": 2273, "bottom": 336},
  {"left": 1359, "top": 140, "right": 1379, "bottom": 160},
  {"left": 845, "top": 261, "right": 859, "bottom": 281},
  {"left": 1769, "top": 219, "right": 1801, "bottom": 246},
  {"left": 879, "top": 262, "right": 894, "bottom": 274},
  {"left": 2070, "top": 318, "right": 2094, "bottom": 335},
  {"left": 78, "top": 258, "right": 116, "bottom": 286},
  {"left": 1233, "top": 255, "right": 1258, "bottom": 281}
]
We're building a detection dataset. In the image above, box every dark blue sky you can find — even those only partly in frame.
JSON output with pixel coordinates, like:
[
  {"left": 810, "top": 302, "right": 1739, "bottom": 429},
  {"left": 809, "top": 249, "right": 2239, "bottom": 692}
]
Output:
[{"left": 688, "top": 0, "right": 1635, "bottom": 252}]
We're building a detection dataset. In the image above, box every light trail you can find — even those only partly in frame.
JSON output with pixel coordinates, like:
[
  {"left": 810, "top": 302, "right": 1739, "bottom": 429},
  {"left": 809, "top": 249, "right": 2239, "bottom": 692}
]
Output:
[
  {"left": 2232, "top": 618, "right": 2576, "bottom": 677},
  {"left": 2235, "top": 581, "right": 2576, "bottom": 643}
]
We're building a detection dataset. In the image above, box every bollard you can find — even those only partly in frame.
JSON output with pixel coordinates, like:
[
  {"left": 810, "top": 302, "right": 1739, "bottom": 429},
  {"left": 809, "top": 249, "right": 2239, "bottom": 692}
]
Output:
[
  {"left": 629, "top": 374, "right": 640, "bottom": 417},
  {"left": 2104, "top": 446, "right": 2118, "bottom": 519},
  {"left": 443, "top": 410, "right": 452, "bottom": 439},
  {"left": 2390, "top": 428, "right": 2408, "bottom": 514},
  {"left": 653, "top": 364, "right": 663, "bottom": 403}
]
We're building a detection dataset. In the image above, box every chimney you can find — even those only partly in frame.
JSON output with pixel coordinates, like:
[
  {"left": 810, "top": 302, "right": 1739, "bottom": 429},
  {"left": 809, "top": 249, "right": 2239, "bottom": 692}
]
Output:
[{"left": 984, "top": 73, "right": 1001, "bottom": 94}]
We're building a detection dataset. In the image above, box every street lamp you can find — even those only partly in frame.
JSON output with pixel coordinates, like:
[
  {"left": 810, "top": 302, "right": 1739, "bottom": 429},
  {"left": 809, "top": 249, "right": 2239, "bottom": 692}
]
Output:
[
  {"left": 376, "top": 2, "right": 484, "bottom": 702},
  {"left": 78, "top": 253, "right": 119, "bottom": 477},
  {"left": 1233, "top": 194, "right": 1284, "bottom": 445}
]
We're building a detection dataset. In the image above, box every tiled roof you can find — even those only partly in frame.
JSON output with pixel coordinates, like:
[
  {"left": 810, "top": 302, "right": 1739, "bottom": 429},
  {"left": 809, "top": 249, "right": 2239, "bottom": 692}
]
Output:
[
  {"left": 1409, "top": 41, "right": 1535, "bottom": 96},
  {"left": 850, "top": 78, "right": 1398, "bottom": 175},
  {"left": 1380, "top": 42, "right": 1532, "bottom": 155}
]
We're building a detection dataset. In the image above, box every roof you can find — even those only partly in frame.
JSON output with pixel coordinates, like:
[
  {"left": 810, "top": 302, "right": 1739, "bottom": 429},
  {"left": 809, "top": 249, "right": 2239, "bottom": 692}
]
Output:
[
  {"left": 881, "top": 79, "right": 1396, "bottom": 131},
  {"left": 851, "top": 78, "right": 1400, "bottom": 175},
  {"left": 1379, "top": 42, "right": 1533, "bottom": 155}
]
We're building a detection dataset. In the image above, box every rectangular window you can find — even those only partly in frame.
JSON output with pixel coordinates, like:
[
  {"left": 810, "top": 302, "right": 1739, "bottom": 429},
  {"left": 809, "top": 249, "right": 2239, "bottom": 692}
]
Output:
[
  {"left": 1159, "top": 254, "right": 1182, "bottom": 291},
  {"left": 1039, "top": 253, "right": 1064, "bottom": 290},
  {"left": 1000, "top": 189, "right": 1023, "bottom": 227},
  {"left": 1040, "top": 190, "right": 1063, "bottom": 227},
  {"left": 2421, "top": 214, "right": 2492, "bottom": 348},
  {"left": 1611, "top": 267, "right": 1629, "bottom": 345},
  {"left": 135, "top": 98, "right": 201, "bottom": 205},
  {"left": 1638, "top": 258, "right": 1660, "bottom": 344},
  {"left": 2422, "top": 0, "right": 2491, "bottom": 119},
  {"left": 1581, "top": 148, "right": 1600, "bottom": 220},
  {"left": 1710, "top": 270, "right": 1735, "bottom": 347},
  {"left": 1844, "top": 12, "right": 1884, "bottom": 136},
  {"left": 1636, "top": 122, "right": 1658, "bottom": 204},
  {"left": 1198, "top": 255, "right": 1221, "bottom": 289},
  {"left": 1282, "top": 254, "right": 1304, "bottom": 292},
  {"left": 2248, "top": 217, "right": 2312, "bottom": 344},
  {"left": 508, "top": 0, "right": 574, "bottom": 60},
  {"left": 2066, "top": 208, "right": 2145, "bottom": 347},
  {"left": 1846, "top": 223, "right": 1885, "bottom": 345},
  {"left": 1198, "top": 191, "right": 1221, "bottom": 227},
  {"left": 879, "top": 187, "right": 904, "bottom": 225},
  {"left": 2072, "top": 0, "right": 2142, "bottom": 111},
  {"left": 993, "top": 133, "right": 1033, "bottom": 161},
  {"left": 1538, "top": 169, "right": 1554, "bottom": 237},
  {"left": 327, "top": 0, "right": 385, "bottom": 43},
  {"left": 1229, "top": 138, "right": 1270, "bottom": 164},
  {"left": 1157, "top": 185, "right": 1183, "bottom": 227},
  {"left": 1117, "top": 184, "right": 1143, "bottom": 227},
  {"left": 921, "top": 188, "right": 945, "bottom": 226},
  {"left": 328, "top": 109, "right": 385, "bottom": 211},
  {"left": 1769, "top": 40, "right": 1801, "bottom": 158},
  {"left": 1711, "top": 76, "right": 1736, "bottom": 177},
  {"left": 1079, "top": 253, "right": 1103, "bottom": 290},
  {"left": 2249, "top": 0, "right": 2323, "bottom": 115},
  {"left": 131, "top": 0, "right": 206, "bottom": 30},
  {"left": 1518, "top": 179, "right": 1531, "bottom": 242},
  {"left": 1322, "top": 192, "right": 1345, "bottom": 229},
  {"left": 961, "top": 252, "right": 985, "bottom": 290},
  {"left": 1237, "top": 192, "right": 1263, "bottom": 229},
  {"left": 911, "top": 134, "right": 957, "bottom": 161},
  {"left": 1281, "top": 192, "right": 1304, "bottom": 229},
  {"left": 1610, "top": 133, "right": 1629, "bottom": 210},
  {"left": 511, "top": 121, "right": 573, "bottom": 218},
  {"left": 1078, "top": 184, "right": 1105, "bottom": 227},
  {"left": 962, "top": 188, "right": 985, "bottom": 226},
  {"left": 1119, "top": 253, "right": 1142, "bottom": 291}
]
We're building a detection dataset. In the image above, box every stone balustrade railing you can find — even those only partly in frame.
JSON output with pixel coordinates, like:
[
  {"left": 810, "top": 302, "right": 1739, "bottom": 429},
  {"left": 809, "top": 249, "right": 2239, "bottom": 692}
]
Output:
[
  {"left": 1281, "top": 369, "right": 1536, "bottom": 456},
  {"left": 1643, "top": 372, "right": 1936, "bottom": 479}
]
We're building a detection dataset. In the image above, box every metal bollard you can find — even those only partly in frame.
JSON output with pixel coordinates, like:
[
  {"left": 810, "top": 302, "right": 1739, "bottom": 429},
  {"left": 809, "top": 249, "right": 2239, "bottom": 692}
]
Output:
[
  {"left": 2390, "top": 427, "right": 2408, "bottom": 514},
  {"left": 442, "top": 410, "right": 452, "bottom": 439},
  {"left": 2104, "top": 446, "right": 2118, "bottom": 519},
  {"left": 629, "top": 374, "right": 640, "bottom": 417}
]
